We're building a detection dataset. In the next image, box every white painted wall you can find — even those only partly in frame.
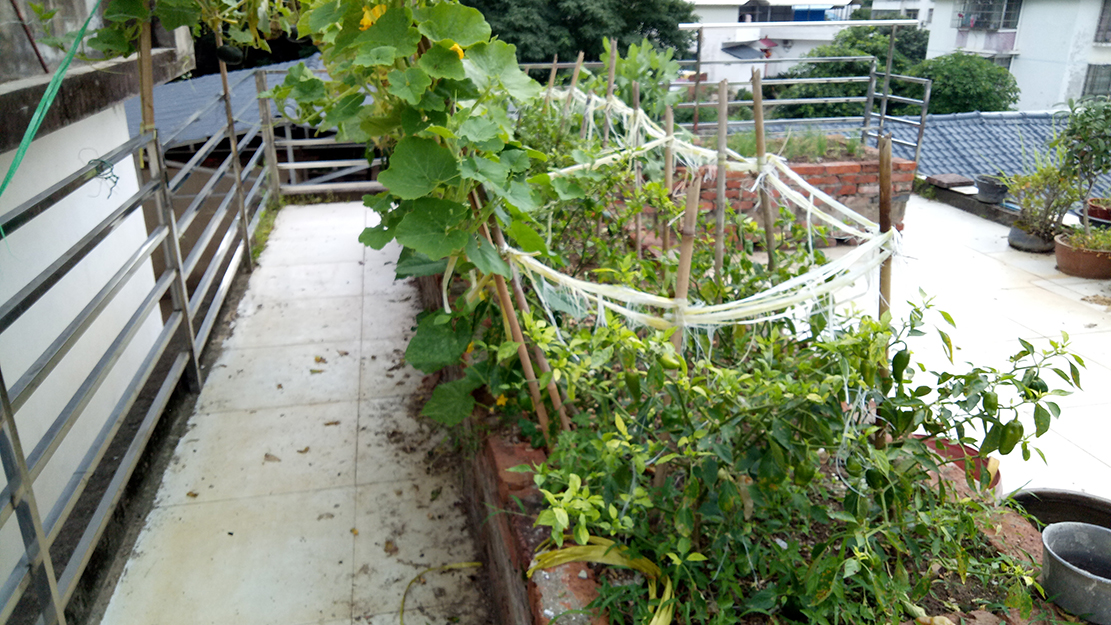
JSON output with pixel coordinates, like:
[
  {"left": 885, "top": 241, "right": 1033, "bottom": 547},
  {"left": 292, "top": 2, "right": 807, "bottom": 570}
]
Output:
[
  {"left": 928, "top": 0, "right": 1110, "bottom": 110},
  {"left": 0, "top": 104, "right": 162, "bottom": 577}
]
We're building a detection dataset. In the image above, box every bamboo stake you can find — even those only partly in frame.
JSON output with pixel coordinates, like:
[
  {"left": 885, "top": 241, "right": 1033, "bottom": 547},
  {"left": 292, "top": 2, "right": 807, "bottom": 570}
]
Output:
[
  {"left": 559, "top": 51, "right": 585, "bottom": 136},
  {"left": 489, "top": 223, "right": 572, "bottom": 431},
  {"left": 878, "top": 133, "right": 893, "bottom": 320},
  {"left": 601, "top": 40, "right": 618, "bottom": 147},
  {"left": 714, "top": 79, "right": 728, "bottom": 285},
  {"left": 663, "top": 106, "right": 674, "bottom": 253},
  {"left": 633, "top": 81, "right": 643, "bottom": 259},
  {"left": 215, "top": 31, "right": 253, "bottom": 272},
  {"left": 751, "top": 68, "right": 777, "bottom": 272},
  {"left": 671, "top": 175, "right": 703, "bottom": 354},
  {"left": 543, "top": 54, "right": 559, "bottom": 111}
]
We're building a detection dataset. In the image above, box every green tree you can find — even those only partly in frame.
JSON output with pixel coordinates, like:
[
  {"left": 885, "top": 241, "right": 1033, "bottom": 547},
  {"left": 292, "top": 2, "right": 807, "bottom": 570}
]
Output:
[
  {"left": 459, "top": 0, "right": 696, "bottom": 63},
  {"left": 908, "top": 52, "right": 1019, "bottom": 114}
]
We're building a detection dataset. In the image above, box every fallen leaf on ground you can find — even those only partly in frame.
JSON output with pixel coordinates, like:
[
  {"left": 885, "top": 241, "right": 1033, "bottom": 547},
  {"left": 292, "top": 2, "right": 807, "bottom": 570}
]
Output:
[
  {"left": 351, "top": 528, "right": 359, "bottom": 536},
  {"left": 297, "top": 446, "right": 310, "bottom": 454},
  {"left": 264, "top": 453, "right": 281, "bottom": 462},
  {"left": 309, "top": 369, "right": 324, "bottom": 374},
  {"left": 315, "top": 356, "right": 328, "bottom": 363},
  {"left": 324, "top": 420, "right": 340, "bottom": 426},
  {"left": 384, "top": 539, "right": 398, "bottom": 555},
  {"left": 337, "top": 350, "right": 350, "bottom": 356},
  {"left": 318, "top": 512, "right": 334, "bottom": 520},
  {"left": 430, "top": 487, "right": 442, "bottom": 502},
  {"left": 276, "top": 383, "right": 283, "bottom": 389},
  {"left": 186, "top": 491, "right": 198, "bottom": 499}
]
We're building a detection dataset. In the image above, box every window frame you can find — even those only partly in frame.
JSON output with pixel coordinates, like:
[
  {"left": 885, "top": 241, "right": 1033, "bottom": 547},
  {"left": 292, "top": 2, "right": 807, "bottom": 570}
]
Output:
[
  {"left": 1085, "top": 65, "right": 1111, "bottom": 97},
  {"left": 1097, "top": 0, "right": 1111, "bottom": 43},
  {"left": 951, "top": 0, "right": 1022, "bottom": 31}
]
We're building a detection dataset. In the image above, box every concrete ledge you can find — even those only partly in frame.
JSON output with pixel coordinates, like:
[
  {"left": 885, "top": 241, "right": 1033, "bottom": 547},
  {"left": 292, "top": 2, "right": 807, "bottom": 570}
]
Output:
[{"left": 930, "top": 186, "right": 1018, "bottom": 228}]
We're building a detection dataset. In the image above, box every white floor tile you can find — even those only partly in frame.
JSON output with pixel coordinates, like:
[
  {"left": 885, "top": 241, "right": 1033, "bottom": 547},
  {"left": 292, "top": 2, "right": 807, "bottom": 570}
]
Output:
[
  {"left": 158, "top": 402, "right": 359, "bottom": 505},
  {"left": 101, "top": 487, "right": 357, "bottom": 625},
  {"left": 351, "top": 480, "right": 481, "bottom": 619},
  {"left": 259, "top": 232, "right": 367, "bottom": 266},
  {"left": 356, "top": 398, "right": 452, "bottom": 487},
  {"left": 228, "top": 296, "right": 363, "bottom": 348},
  {"left": 275, "top": 203, "right": 368, "bottom": 237},
  {"left": 360, "top": 340, "right": 427, "bottom": 400},
  {"left": 198, "top": 342, "right": 361, "bottom": 413},
  {"left": 362, "top": 294, "right": 421, "bottom": 343},
  {"left": 247, "top": 261, "right": 366, "bottom": 301}
]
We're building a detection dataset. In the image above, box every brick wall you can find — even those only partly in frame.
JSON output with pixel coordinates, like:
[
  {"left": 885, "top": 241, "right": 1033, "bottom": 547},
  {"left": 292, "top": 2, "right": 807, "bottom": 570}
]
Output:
[{"left": 682, "top": 157, "right": 916, "bottom": 230}]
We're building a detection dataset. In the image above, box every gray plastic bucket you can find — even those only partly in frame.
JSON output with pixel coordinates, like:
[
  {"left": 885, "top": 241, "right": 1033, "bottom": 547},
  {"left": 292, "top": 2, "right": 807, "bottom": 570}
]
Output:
[{"left": 1042, "top": 522, "right": 1111, "bottom": 624}]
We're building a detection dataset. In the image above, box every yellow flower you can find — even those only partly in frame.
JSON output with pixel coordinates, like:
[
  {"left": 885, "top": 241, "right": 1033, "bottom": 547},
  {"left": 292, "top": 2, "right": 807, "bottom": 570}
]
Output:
[
  {"left": 360, "top": 4, "right": 387, "bottom": 30},
  {"left": 450, "top": 43, "right": 464, "bottom": 59},
  {"left": 495, "top": 394, "right": 507, "bottom": 407},
  {"left": 465, "top": 342, "right": 475, "bottom": 354}
]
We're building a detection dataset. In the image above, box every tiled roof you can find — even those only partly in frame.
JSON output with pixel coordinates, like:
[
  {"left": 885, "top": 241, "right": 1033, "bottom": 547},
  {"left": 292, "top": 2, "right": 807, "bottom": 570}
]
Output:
[
  {"left": 124, "top": 54, "right": 326, "bottom": 147},
  {"left": 875, "top": 110, "right": 1111, "bottom": 197}
]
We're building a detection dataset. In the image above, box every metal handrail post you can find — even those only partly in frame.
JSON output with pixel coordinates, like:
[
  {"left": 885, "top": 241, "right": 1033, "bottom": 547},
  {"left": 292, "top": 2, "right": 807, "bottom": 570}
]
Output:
[
  {"left": 0, "top": 368, "right": 67, "bottom": 625},
  {"left": 214, "top": 32, "right": 254, "bottom": 274},
  {"left": 876, "top": 25, "right": 898, "bottom": 140},
  {"left": 693, "top": 27, "right": 703, "bottom": 132},
  {"left": 915, "top": 79, "right": 932, "bottom": 166},
  {"left": 150, "top": 134, "right": 204, "bottom": 392},
  {"left": 255, "top": 71, "right": 283, "bottom": 203},
  {"left": 861, "top": 58, "right": 877, "bottom": 146}
]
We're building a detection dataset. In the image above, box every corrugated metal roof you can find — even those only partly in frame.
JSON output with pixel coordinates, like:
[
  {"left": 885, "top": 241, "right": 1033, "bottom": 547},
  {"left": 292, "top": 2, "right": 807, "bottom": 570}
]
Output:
[{"left": 124, "top": 54, "right": 326, "bottom": 147}]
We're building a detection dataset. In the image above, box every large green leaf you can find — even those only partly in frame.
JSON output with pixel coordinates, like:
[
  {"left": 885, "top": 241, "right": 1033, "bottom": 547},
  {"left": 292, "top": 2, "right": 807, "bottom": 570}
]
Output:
[
  {"left": 387, "top": 67, "right": 432, "bottom": 105},
  {"left": 463, "top": 41, "right": 541, "bottom": 100},
  {"left": 307, "top": 0, "right": 345, "bottom": 34},
  {"left": 460, "top": 156, "right": 509, "bottom": 188},
  {"left": 416, "top": 3, "right": 490, "bottom": 47},
  {"left": 421, "top": 376, "right": 481, "bottom": 426},
  {"left": 494, "top": 180, "right": 539, "bottom": 212},
  {"left": 394, "top": 197, "right": 470, "bottom": 259},
  {"left": 406, "top": 313, "right": 472, "bottom": 373},
  {"left": 457, "top": 117, "right": 504, "bottom": 151},
  {"left": 353, "top": 45, "right": 397, "bottom": 67},
  {"left": 153, "top": 0, "right": 199, "bottom": 30},
  {"left": 322, "top": 93, "right": 366, "bottom": 129},
  {"left": 352, "top": 6, "right": 420, "bottom": 56},
  {"left": 419, "top": 43, "right": 467, "bottom": 80},
  {"left": 465, "top": 234, "right": 511, "bottom": 277},
  {"left": 506, "top": 221, "right": 549, "bottom": 255},
  {"left": 395, "top": 248, "right": 449, "bottom": 278},
  {"left": 377, "top": 137, "right": 460, "bottom": 199},
  {"left": 105, "top": 0, "right": 149, "bottom": 21}
]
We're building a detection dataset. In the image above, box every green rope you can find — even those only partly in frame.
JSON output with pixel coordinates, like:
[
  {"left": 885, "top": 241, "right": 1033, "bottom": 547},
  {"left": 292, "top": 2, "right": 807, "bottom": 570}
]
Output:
[{"left": 0, "top": 0, "right": 106, "bottom": 236}]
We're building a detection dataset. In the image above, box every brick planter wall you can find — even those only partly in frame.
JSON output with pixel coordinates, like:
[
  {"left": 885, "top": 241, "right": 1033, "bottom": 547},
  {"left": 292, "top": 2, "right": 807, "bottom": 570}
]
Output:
[{"left": 681, "top": 158, "right": 916, "bottom": 231}]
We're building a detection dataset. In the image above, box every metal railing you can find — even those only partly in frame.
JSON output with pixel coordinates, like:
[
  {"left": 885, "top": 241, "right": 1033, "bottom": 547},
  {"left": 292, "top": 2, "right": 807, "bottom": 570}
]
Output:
[
  {"left": 0, "top": 71, "right": 272, "bottom": 624},
  {"left": 257, "top": 69, "right": 385, "bottom": 198}
]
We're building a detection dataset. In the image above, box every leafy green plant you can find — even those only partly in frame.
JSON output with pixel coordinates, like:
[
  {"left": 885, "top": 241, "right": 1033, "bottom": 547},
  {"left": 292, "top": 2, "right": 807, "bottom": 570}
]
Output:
[
  {"left": 908, "top": 53, "right": 1019, "bottom": 115},
  {"left": 998, "top": 142, "right": 1082, "bottom": 241},
  {"left": 1063, "top": 226, "right": 1111, "bottom": 252},
  {"left": 1052, "top": 96, "right": 1111, "bottom": 237}
]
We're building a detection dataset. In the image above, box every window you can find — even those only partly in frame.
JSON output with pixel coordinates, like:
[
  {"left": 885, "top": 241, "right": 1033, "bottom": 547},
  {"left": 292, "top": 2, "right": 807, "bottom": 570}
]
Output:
[
  {"left": 1097, "top": 0, "right": 1111, "bottom": 43},
  {"left": 993, "top": 55, "right": 1012, "bottom": 71},
  {"left": 951, "top": 0, "right": 1022, "bottom": 30},
  {"left": 1085, "top": 65, "right": 1111, "bottom": 97},
  {"left": 738, "top": 3, "right": 793, "bottom": 22},
  {"left": 927, "top": 8, "right": 934, "bottom": 23},
  {"left": 905, "top": 9, "right": 919, "bottom": 20}
]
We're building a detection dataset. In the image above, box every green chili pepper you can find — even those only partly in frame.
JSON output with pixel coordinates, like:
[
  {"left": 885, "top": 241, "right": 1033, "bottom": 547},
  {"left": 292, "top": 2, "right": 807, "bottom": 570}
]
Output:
[{"left": 999, "top": 419, "right": 1024, "bottom": 455}]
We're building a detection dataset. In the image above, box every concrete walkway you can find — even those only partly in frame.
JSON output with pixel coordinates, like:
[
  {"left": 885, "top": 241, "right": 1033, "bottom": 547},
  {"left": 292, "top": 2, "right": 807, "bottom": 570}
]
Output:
[{"left": 100, "top": 202, "right": 488, "bottom": 625}]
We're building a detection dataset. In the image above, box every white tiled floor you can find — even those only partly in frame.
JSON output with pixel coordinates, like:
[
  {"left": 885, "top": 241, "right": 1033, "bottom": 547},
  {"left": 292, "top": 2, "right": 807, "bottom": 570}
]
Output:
[{"left": 100, "top": 203, "right": 487, "bottom": 625}]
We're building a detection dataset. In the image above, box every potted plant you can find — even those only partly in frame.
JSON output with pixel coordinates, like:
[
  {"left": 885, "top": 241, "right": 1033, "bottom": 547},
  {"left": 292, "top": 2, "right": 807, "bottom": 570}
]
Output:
[
  {"left": 998, "top": 145, "right": 1080, "bottom": 253},
  {"left": 1052, "top": 96, "right": 1111, "bottom": 275}
]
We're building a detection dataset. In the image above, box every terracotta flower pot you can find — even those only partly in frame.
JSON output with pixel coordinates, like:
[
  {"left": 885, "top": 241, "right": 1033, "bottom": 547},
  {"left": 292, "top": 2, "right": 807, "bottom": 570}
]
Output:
[
  {"left": 1088, "top": 198, "right": 1111, "bottom": 222},
  {"left": 1055, "top": 234, "right": 1111, "bottom": 279},
  {"left": 913, "top": 435, "right": 1001, "bottom": 490}
]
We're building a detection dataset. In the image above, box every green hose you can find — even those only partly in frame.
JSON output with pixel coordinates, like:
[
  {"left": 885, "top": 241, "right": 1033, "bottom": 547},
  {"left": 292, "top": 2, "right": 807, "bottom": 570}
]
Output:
[{"left": 0, "top": 0, "right": 106, "bottom": 234}]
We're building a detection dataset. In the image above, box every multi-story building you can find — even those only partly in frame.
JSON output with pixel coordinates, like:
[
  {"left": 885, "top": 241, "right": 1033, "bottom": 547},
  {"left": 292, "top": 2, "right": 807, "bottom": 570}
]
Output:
[
  {"left": 927, "top": 0, "right": 1111, "bottom": 110},
  {"left": 871, "top": 0, "right": 936, "bottom": 26}
]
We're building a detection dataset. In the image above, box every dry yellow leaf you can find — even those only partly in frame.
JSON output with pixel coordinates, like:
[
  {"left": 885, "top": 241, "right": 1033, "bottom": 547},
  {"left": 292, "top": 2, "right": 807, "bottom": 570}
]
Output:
[
  {"left": 384, "top": 539, "right": 398, "bottom": 555},
  {"left": 297, "top": 446, "right": 310, "bottom": 454},
  {"left": 324, "top": 420, "right": 340, "bottom": 426},
  {"left": 264, "top": 453, "right": 281, "bottom": 462},
  {"left": 350, "top": 528, "right": 359, "bottom": 536},
  {"left": 315, "top": 356, "right": 327, "bottom": 363},
  {"left": 186, "top": 491, "right": 198, "bottom": 499}
]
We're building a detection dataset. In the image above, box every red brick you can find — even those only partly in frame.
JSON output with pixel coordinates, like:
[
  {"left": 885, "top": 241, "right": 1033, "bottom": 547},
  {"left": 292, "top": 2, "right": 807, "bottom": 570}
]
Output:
[
  {"left": 725, "top": 178, "right": 742, "bottom": 189},
  {"left": 530, "top": 562, "right": 608, "bottom": 625},
  {"left": 726, "top": 169, "right": 747, "bottom": 179},
  {"left": 821, "top": 161, "right": 862, "bottom": 174},
  {"left": 699, "top": 200, "right": 714, "bottom": 212},
  {"left": 804, "top": 175, "right": 840, "bottom": 186},
  {"left": 738, "top": 200, "right": 755, "bottom": 210},
  {"left": 858, "top": 184, "right": 880, "bottom": 195},
  {"left": 700, "top": 191, "right": 715, "bottom": 201},
  {"left": 725, "top": 189, "right": 740, "bottom": 199},
  {"left": 487, "top": 437, "right": 546, "bottom": 506},
  {"left": 892, "top": 172, "right": 915, "bottom": 183},
  {"left": 895, "top": 182, "right": 913, "bottom": 193},
  {"left": 860, "top": 161, "right": 880, "bottom": 173},
  {"left": 833, "top": 184, "right": 857, "bottom": 195},
  {"left": 844, "top": 173, "right": 879, "bottom": 184},
  {"left": 788, "top": 163, "right": 825, "bottom": 176},
  {"left": 893, "top": 158, "right": 916, "bottom": 171}
]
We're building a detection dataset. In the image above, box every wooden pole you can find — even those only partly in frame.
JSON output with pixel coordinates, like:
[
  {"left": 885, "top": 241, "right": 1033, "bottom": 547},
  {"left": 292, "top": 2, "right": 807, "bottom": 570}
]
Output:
[
  {"left": 255, "top": 71, "right": 282, "bottom": 202},
  {"left": 692, "top": 27, "right": 703, "bottom": 133},
  {"left": 601, "top": 40, "right": 618, "bottom": 147},
  {"left": 488, "top": 222, "right": 572, "bottom": 431},
  {"left": 543, "top": 54, "right": 559, "bottom": 111},
  {"left": 559, "top": 51, "right": 585, "bottom": 136},
  {"left": 751, "top": 68, "right": 777, "bottom": 272},
  {"left": 878, "top": 133, "right": 893, "bottom": 320},
  {"left": 671, "top": 175, "right": 703, "bottom": 354},
  {"left": 215, "top": 31, "right": 254, "bottom": 272},
  {"left": 137, "top": 18, "right": 155, "bottom": 171},
  {"left": 714, "top": 79, "right": 728, "bottom": 284},
  {"left": 663, "top": 106, "right": 674, "bottom": 253},
  {"left": 633, "top": 81, "right": 643, "bottom": 259}
]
